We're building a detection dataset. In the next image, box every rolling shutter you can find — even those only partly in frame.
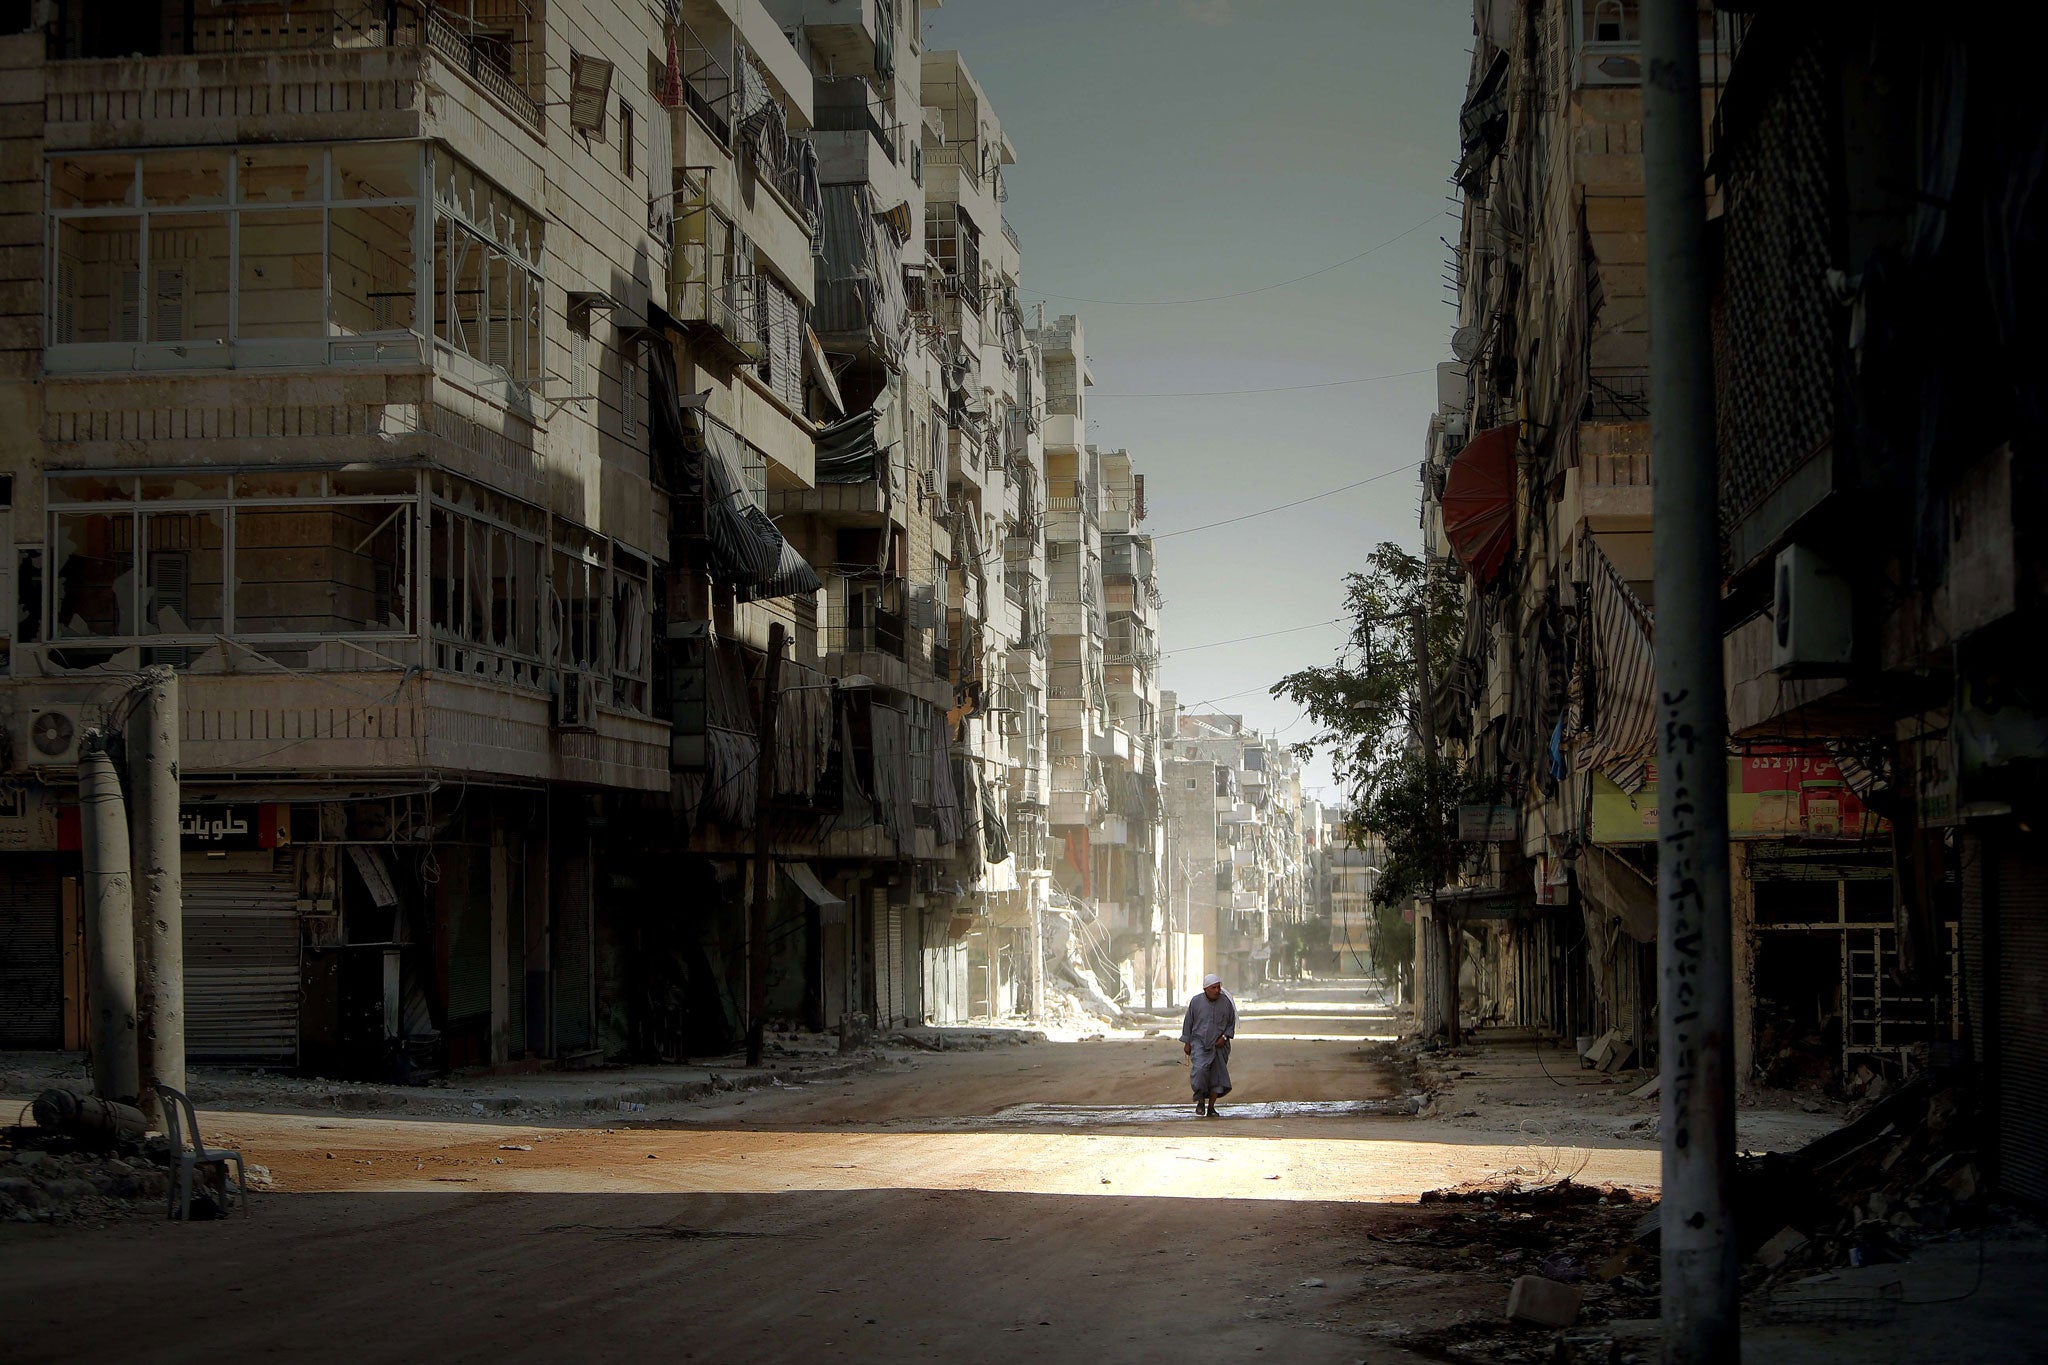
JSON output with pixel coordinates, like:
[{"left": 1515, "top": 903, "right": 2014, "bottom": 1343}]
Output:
[
  {"left": 0, "top": 856, "right": 64, "bottom": 1048},
  {"left": 183, "top": 851, "right": 301, "bottom": 1064},
  {"left": 1990, "top": 837, "right": 2048, "bottom": 1205}
]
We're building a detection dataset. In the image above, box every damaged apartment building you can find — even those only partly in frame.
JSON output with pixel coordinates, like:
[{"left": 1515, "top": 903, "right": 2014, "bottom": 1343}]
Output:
[
  {"left": 1412, "top": 0, "right": 2047, "bottom": 1205},
  {"left": 1161, "top": 698, "right": 1313, "bottom": 994},
  {"left": 0, "top": 0, "right": 1170, "bottom": 1076}
]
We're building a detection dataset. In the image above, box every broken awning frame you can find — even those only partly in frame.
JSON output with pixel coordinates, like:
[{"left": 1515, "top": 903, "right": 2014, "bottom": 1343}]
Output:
[{"left": 783, "top": 861, "right": 847, "bottom": 925}]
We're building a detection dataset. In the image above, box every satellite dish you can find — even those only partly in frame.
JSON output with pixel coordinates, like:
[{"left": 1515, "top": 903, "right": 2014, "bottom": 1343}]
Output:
[{"left": 1450, "top": 326, "right": 1482, "bottom": 363}]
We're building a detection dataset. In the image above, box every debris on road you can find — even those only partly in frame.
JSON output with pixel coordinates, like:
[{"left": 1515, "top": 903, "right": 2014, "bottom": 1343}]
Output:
[{"left": 1505, "top": 1273, "right": 1584, "bottom": 1328}]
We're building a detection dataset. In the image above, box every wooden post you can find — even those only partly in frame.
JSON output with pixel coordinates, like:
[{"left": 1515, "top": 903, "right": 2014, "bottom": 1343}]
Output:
[{"left": 746, "top": 623, "right": 787, "bottom": 1067}]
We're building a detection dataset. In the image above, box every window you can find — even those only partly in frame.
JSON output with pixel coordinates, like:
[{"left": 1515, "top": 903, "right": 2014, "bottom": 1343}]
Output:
[
  {"left": 569, "top": 53, "right": 613, "bottom": 141},
  {"left": 432, "top": 150, "right": 542, "bottom": 386},
  {"left": 619, "top": 100, "right": 635, "bottom": 178},
  {"left": 41, "top": 470, "right": 415, "bottom": 669},
  {"left": 621, "top": 346, "right": 639, "bottom": 439},
  {"left": 48, "top": 146, "right": 422, "bottom": 367}
]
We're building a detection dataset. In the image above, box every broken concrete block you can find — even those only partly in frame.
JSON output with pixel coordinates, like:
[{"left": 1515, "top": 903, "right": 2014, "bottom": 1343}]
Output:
[
  {"left": 1755, "top": 1226, "right": 1809, "bottom": 1269},
  {"left": 1506, "top": 1274, "right": 1584, "bottom": 1328}
]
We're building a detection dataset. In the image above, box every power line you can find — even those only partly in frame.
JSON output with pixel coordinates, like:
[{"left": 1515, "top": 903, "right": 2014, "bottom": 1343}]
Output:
[
  {"left": 1151, "top": 460, "right": 1413, "bottom": 540},
  {"left": 1093, "top": 366, "right": 1437, "bottom": 400},
  {"left": 1166, "top": 618, "right": 1346, "bottom": 657},
  {"left": 1021, "top": 209, "right": 1451, "bottom": 307}
]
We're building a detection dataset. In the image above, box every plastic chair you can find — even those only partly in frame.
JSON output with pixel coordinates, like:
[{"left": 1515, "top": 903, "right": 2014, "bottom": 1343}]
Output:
[{"left": 155, "top": 1084, "right": 247, "bottom": 1221}]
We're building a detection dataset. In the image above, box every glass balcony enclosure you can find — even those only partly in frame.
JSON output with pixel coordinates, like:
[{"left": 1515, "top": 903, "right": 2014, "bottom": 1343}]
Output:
[
  {"left": 47, "top": 143, "right": 541, "bottom": 396},
  {"left": 37, "top": 469, "right": 655, "bottom": 717}
]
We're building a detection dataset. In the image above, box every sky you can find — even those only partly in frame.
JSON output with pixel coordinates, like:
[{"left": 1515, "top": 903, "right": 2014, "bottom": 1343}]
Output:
[{"left": 924, "top": 0, "right": 1474, "bottom": 805}]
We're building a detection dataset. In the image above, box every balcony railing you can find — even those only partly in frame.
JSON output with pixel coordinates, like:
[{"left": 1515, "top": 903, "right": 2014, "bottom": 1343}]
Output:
[
  {"left": 1584, "top": 367, "right": 1649, "bottom": 422},
  {"left": 678, "top": 21, "right": 737, "bottom": 143},
  {"left": 422, "top": 8, "right": 543, "bottom": 131},
  {"left": 925, "top": 141, "right": 983, "bottom": 190},
  {"left": 1002, "top": 219, "right": 1020, "bottom": 251},
  {"left": 49, "top": 1, "right": 543, "bottom": 131}
]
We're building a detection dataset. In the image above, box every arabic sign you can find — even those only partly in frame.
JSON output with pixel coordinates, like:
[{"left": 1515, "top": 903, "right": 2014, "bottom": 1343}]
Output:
[
  {"left": 1591, "top": 748, "right": 1888, "bottom": 844},
  {"left": 0, "top": 785, "right": 61, "bottom": 852},
  {"left": 1458, "top": 804, "right": 1517, "bottom": 842},
  {"left": 179, "top": 804, "right": 288, "bottom": 849},
  {"left": 55, "top": 802, "right": 288, "bottom": 852}
]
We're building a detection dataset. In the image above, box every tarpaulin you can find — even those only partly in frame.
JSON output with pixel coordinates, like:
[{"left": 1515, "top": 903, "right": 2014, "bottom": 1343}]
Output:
[{"left": 1442, "top": 422, "right": 1518, "bottom": 586}]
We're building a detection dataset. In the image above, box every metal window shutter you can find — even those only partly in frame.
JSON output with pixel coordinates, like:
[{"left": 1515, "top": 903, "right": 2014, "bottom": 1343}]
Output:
[
  {"left": 446, "top": 850, "right": 491, "bottom": 1025},
  {"left": 1991, "top": 838, "right": 2048, "bottom": 1206},
  {"left": 0, "top": 856, "right": 64, "bottom": 1048},
  {"left": 554, "top": 846, "right": 593, "bottom": 1052},
  {"left": 183, "top": 851, "right": 300, "bottom": 1064}
]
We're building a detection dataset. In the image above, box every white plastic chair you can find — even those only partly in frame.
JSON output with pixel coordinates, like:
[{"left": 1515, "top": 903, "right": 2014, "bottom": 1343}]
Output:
[{"left": 155, "top": 1084, "right": 247, "bottom": 1221}]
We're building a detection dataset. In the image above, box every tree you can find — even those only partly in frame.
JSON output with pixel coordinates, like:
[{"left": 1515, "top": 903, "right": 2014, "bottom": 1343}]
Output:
[{"left": 1271, "top": 543, "right": 1496, "bottom": 1040}]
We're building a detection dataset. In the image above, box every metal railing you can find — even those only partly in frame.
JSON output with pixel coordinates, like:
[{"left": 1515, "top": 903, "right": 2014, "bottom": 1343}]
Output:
[
  {"left": 1002, "top": 219, "right": 1020, "bottom": 251},
  {"left": 679, "top": 21, "right": 736, "bottom": 141},
  {"left": 422, "top": 8, "right": 543, "bottom": 130},
  {"left": 924, "top": 141, "right": 982, "bottom": 189},
  {"left": 1585, "top": 367, "right": 1650, "bottom": 422}
]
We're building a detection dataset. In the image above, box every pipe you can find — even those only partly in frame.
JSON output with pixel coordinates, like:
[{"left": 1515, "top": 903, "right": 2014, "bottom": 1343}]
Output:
[
  {"left": 1640, "top": 2, "right": 1740, "bottom": 1358},
  {"left": 127, "top": 666, "right": 186, "bottom": 1129},
  {"left": 79, "top": 731, "right": 139, "bottom": 1103}
]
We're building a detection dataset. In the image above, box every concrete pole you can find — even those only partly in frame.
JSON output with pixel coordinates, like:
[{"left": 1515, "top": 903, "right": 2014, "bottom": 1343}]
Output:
[
  {"left": 746, "top": 623, "right": 786, "bottom": 1068},
  {"left": 1641, "top": 3, "right": 1739, "bottom": 1359},
  {"left": 1408, "top": 605, "right": 1454, "bottom": 1042},
  {"left": 79, "top": 731, "right": 139, "bottom": 1103},
  {"left": 126, "top": 666, "right": 184, "bottom": 1126}
]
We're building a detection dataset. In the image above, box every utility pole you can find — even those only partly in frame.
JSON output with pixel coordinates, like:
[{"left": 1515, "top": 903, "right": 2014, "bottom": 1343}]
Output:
[
  {"left": 1641, "top": 2, "right": 1739, "bottom": 1359},
  {"left": 127, "top": 666, "right": 183, "bottom": 1125},
  {"left": 79, "top": 730, "right": 138, "bottom": 1103},
  {"left": 1407, "top": 605, "right": 1454, "bottom": 1043},
  {"left": 746, "top": 623, "right": 787, "bottom": 1068}
]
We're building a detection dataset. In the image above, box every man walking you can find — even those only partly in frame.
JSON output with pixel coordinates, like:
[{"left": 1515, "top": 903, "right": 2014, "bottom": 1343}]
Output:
[{"left": 1181, "top": 973, "right": 1235, "bottom": 1117}]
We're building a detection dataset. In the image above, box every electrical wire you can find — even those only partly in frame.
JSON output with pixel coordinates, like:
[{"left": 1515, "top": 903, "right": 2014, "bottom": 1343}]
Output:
[
  {"left": 1164, "top": 618, "right": 1347, "bottom": 657},
  {"left": 1151, "top": 461, "right": 1413, "bottom": 540},
  {"left": 1021, "top": 209, "right": 1451, "bottom": 307},
  {"left": 1093, "top": 366, "right": 1437, "bottom": 400}
]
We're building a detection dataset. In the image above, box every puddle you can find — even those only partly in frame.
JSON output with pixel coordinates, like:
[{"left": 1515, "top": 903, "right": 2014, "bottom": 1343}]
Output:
[{"left": 935, "top": 1098, "right": 1423, "bottom": 1129}]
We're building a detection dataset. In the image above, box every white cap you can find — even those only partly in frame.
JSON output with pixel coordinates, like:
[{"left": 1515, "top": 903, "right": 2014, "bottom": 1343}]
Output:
[{"left": 1202, "top": 973, "right": 1222, "bottom": 987}]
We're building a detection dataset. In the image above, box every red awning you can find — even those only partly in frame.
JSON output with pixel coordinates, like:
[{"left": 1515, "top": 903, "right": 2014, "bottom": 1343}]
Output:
[{"left": 1441, "top": 422, "right": 1517, "bottom": 585}]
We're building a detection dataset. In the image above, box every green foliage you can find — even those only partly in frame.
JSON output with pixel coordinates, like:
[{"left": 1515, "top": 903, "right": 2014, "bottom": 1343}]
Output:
[{"left": 1272, "top": 542, "right": 1501, "bottom": 991}]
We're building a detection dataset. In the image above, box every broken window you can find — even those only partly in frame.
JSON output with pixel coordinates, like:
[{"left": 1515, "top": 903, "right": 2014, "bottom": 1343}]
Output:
[
  {"left": 39, "top": 472, "right": 418, "bottom": 668},
  {"left": 569, "top": 53, "right": 614, "bottom": 140},
  {"left": 233, "top": 503, "right": 410, "bottom": 634},
  {"left": 551, "top": 535, "right": 607, "bottom": 675},
  {"left": 140, "top": 509, "right": 225, "bottom": 635},
  {"left": 610, "top": 546, "right": 650, "bottom": 712},
  {"left": 52, "top": 512, "right": 135, "bottom": 638},
  {"left": 433, "top": 150, "right": 542, "bottom": 385}
]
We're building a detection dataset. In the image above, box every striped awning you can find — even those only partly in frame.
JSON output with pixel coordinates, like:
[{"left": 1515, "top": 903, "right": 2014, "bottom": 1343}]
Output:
[{"left": 1571, "top": 538, "right": 1656, "bottom": 793}]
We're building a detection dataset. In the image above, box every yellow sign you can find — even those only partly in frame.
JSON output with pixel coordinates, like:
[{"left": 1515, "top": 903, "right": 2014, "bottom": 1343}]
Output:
[{"left": 1590, "top": 750, "right": 1888, "bottom": 844}]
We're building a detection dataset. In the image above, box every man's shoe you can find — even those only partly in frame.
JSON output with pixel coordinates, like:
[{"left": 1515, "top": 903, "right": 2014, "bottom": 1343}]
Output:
[{"left": 1194, "top": 1099, "right": 1208, "bottom": 1116}]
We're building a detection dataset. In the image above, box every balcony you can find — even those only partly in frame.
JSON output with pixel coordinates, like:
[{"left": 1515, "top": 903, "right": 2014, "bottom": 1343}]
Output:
[
  {"left": 45, "top": 2, "right": 541, "bottom": 141},
  {"left": 671, "top": 265, "right": 768, "bottom": 368},
  {"left": 772, "top": 0, "right": 889, "bottom": 81}
]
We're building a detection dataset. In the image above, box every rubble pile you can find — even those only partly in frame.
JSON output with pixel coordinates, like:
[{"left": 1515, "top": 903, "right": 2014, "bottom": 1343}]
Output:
[
  {"left": 0, "top": 1127, "right": 172, "bottom": 1226},
  {"left": 1730, "top": 1071, "right": 1989, "bottom": 1281},
  {"left": 1352, "top": 1179, "right": 1659, "bottom": 1363}
]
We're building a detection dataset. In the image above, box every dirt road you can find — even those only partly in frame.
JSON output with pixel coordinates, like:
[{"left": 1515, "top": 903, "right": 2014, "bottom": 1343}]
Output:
[{"left": 0, "top": 981, "right": 1659, "bottom": 1364}]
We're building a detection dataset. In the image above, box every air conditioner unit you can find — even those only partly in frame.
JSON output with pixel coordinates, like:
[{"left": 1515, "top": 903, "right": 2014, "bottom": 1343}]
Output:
[
  {"left": 552, "top": 673, "right": 602, "bottom": 733},
  {"left": 1772, "top": 544, "right": 1853, "bottom": 676},
  {"left": 25, "top": 705, "right": 87, "bottom": 765}
]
